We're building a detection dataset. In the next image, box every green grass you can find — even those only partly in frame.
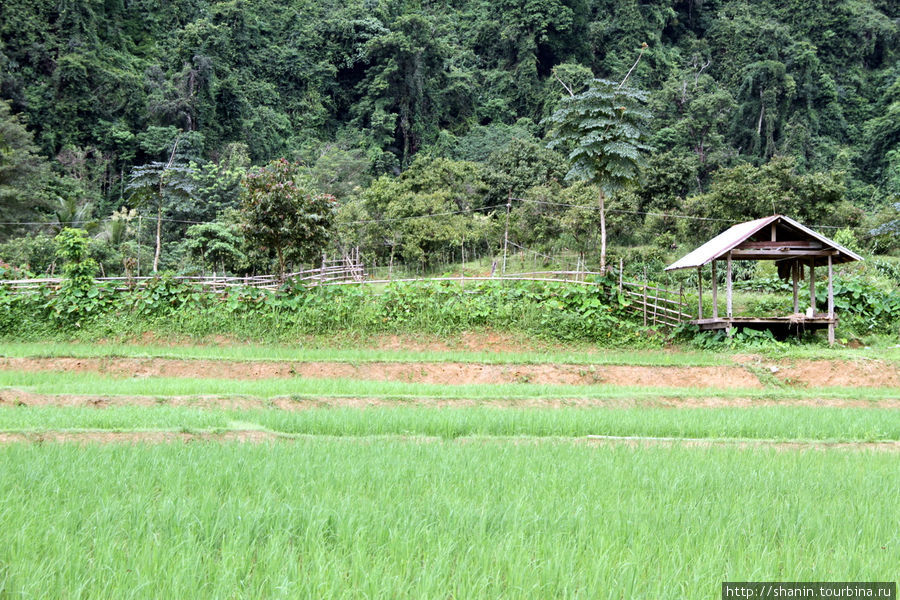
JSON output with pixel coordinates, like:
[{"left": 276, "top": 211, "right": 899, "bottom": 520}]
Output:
[
  {"left": 1, "top": 404, "right": 899, "bottom": 442},
  {"left": 2, "top": 369, "right": 899, "bottom": 401},
  {"left": 0, "top": 441, "right": 897, "bottom": 598}
]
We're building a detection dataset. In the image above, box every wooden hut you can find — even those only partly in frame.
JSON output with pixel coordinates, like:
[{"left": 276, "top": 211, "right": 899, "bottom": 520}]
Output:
[{"left": 664, "top": 215, "right": 863, "bottom": 344}]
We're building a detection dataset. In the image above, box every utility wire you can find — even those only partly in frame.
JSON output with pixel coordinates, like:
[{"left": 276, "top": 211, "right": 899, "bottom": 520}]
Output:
[
  {"left": 510, "top": 197, "right": 873, "bottom": 231},
  {"left": 0, "top": 200, "right": 875, "bottom": 232},
  {"left": 344, "top": 203, "right": 507, "bottom": 225}
]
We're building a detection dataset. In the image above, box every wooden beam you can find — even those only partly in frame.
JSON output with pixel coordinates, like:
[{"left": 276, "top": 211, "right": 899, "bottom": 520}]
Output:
[
  {"left": 792, "top": 260, "right": 799, "bottom": 313},
  {"left": 770, "top": 223, "right": 777, "bottom": 241},
  {"left": 827, "top": 255, "right": 834, "bottom": 346},
  {"left": 736, "top": 241, "right": 822, "bottom": 249},
  {"left": 729, "top": 249, "right": 837, "bottom": 259},
  {"left": 809, "top": 258, "right": 816, "bottom": 316},
  {"left": 711, "top": 260, "right": 718, "bottom": 319},
  {"left": 697, "top": 266, "right": 702, "bottom": 320}
]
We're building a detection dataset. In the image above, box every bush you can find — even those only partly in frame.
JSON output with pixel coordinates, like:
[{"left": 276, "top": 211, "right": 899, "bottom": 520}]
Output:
[{"left": 0, "top": 277, "right": 657, "bottom": 346}]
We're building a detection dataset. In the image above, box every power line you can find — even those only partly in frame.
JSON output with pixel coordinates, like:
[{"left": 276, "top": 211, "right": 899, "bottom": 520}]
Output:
[
  {"left": 1, "top": 204, "right": 510, "bottom": 228},
  {"left": 344, "top": 203, "right": 507, "bottom": 225},
  {"left": 0, "top": 199, "right": 875, "bottom": 232},
  {"left": 511, "top": 197, "right": 872, "bottom": 231}
]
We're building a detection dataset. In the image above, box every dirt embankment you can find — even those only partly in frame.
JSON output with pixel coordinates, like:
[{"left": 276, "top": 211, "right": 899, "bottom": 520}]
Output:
[
  {"left": 1, "top": 356, "right": 897, "bottom": 390},
  {"left": 1, "top": 430, "right": 898, "bottom": 451},
  {"left": 772, "top": 359, "right": 900, "bottom": 388},
  {"left": 0, "top": 357, "right": 764, "bottom": 388},
  {"left": 3, "top": 389, "right": 897, "bottom": 410}
]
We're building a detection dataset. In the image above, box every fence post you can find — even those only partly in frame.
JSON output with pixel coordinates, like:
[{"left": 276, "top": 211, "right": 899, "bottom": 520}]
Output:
[
  {"left": 643, "top": 283, "right": 648, "bottom": 327},
  {"left": 502, "top": 190, "right": 511, "bottom": 276},
  {"left": 618, "top": 258, "right": 623, "bottom": 293}
]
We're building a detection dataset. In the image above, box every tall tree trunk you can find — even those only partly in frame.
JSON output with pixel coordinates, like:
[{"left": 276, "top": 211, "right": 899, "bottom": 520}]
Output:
[
  {"left": 598, "top": 188, "right": 607, "bottom": 274},
  {"left": 153, "top": 198, "right": 162, "bottom": 273},
  {"left": 153, "top": 136, "right": 180, "bottom": 274}
]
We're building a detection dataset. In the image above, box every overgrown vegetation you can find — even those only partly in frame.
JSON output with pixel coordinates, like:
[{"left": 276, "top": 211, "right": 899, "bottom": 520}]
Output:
[
  {"left": 0, "top": 0, "right": 897, "bottom": 277},
  {"left": 0, "top": 277, "right": 659, "bottom": 345}
]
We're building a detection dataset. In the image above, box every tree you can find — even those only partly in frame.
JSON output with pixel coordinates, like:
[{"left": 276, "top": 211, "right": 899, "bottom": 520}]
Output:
[
  {"left": 240, "top": 159, "right": 336, "bottom": 277},
  {"left": 182, "top": 222, "right": 246, "bottom": 275},
  {"left": 356, "top": 156, "right": 492, "bottom": 269},
  {"left": 55, "top": 227, "right": 98, "bottom": 289},
  {"left": 484, "top": 136, "right": 567, "bottom": 201},
  {"left": 545, "top": 56, "right": 651, "bottom": 272},
  {"left": 125, "top": 137, "right": 196, "bottom": 273},
  {"left": 680, "top": 156, "right": 861, "bottom": 243},
  {"left": 0, "top": 100, "right": 50, "bottom": 240}
]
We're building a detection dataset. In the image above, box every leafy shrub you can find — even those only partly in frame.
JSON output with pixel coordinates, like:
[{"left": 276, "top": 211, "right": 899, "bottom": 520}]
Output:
[{"left": 0, "top": 276, "right": 659, "bottom": 346}]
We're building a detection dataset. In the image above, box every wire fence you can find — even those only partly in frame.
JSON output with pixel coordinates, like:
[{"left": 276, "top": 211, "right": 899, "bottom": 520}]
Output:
[{"left": 1, "top": 244, "right": 692, "bottom": 328}]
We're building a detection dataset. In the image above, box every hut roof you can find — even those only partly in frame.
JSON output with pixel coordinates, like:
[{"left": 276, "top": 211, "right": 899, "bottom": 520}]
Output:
[{"left": 665, "top": 215, "right": 863, "bottom": 271}]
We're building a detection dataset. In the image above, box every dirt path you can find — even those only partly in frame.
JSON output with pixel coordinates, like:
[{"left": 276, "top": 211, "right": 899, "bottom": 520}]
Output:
[
  {"left": 2, "top": 390, "right": 899, "bottom": 410},
  {"left": 0, "top": 430, "right": 897, "bottom": 451}
]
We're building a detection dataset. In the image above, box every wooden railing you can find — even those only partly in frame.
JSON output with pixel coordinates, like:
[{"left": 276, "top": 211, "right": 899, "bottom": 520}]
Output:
[
  {"left": 0, "top": 253, "right": 367, "bottom": 292},
  {"left": 1, "top": 261, "right": 689, "bottom": 328},
  {"left": 619, "top": 281, "right": 691, "bottom": 328}
]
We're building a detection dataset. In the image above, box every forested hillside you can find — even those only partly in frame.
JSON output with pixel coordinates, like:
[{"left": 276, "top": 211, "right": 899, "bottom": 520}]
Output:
[{"left": 1, "top": 0, "right": 898, "bottom": 275}]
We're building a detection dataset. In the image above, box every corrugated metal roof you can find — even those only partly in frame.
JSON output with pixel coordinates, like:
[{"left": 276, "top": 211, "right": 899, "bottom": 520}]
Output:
[
  {"left": 664, "top": 215, "right": 864, "bottom": 271},
  {"left": 665, "top": 216, "right": 778, "bottom": 271},
  {"left": 777, "top": 215, "right": 864, "bottom": 263}
]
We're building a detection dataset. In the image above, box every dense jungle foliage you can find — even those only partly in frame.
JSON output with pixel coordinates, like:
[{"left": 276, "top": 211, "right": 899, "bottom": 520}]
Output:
[{"left": 0, "top": 0, "right": 898, "bottom": 277}]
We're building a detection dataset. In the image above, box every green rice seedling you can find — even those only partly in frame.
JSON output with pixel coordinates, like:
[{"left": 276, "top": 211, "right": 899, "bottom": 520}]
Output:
[
  {"left": 0, "top": 441, "right": 896, "bottom": 598},
  {"left": 1, "top": 405, "right": 898, "bottom": 442}
]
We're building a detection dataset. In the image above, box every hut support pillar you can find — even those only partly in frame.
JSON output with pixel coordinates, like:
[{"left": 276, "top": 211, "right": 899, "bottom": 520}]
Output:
[
  {"left": 726, "top": 252, "right": 733, "bottom": 336},
  {"left": 711, "top": 260, "right": 718, "bottom": 319},
  {"left": 827, "top": 255, "right": 834, "bottom": 346},
  {"left": 697, "top": 267, "right": 702, "bottom": 320},
  {"left": 809, "top": 258, "right": 816, "bottom": 316},
  {"left": 792, "top": 260, "right": 799, "bottom": 313}
]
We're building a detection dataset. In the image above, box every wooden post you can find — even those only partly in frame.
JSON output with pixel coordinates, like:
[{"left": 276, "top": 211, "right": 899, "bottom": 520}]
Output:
[
  {"left": 809, "top": 258, "right": 816, "bottom": 316},
  {"left": 697, "top": 266, "right": 703, "bottom": 320},
  {"left": 502, "top": 192, "right": 511, "bottom": 275},
  {"left": 726, "top": 251, "right": 733, "bottom": 337},
  {"left": 618, "top": 258, "right": 623, "bottom": 293},
  {"left": 643, "top": 282, "right": 648, "bottom": 327},
  {"left": 137, "top": 214, "right": 142, "bottom": 278},
  {"left": 792, "top": 260, "right": 799, "bottom": 313},
  {"left": 711, "top": 260, "right": 718, "bottom": 319},
  {"left": 827, "top": 255, "right": 834, "bottom": 346},
  {"left": 389, "top": 247, "right": 394, "bottom": 281}
]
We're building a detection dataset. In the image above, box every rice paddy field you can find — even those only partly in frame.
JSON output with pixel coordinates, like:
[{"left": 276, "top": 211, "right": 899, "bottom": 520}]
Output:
[{"left": 1, "top": 335, "right": 898, "bottom": 598}]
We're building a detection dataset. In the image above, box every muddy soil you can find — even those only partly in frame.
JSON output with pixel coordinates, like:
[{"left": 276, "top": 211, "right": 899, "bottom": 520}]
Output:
[{"left": 0, "top": 357, "right": 764, "bottom": 388}]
